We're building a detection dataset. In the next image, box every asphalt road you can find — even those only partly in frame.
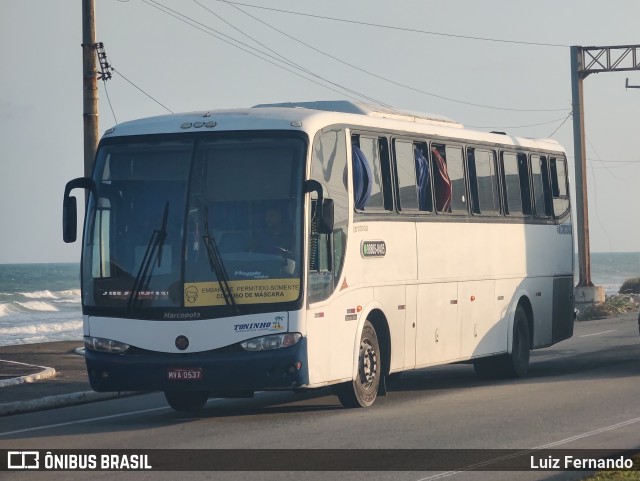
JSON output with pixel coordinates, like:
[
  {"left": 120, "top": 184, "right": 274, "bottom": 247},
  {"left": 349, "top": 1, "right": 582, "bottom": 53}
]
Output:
[{"left": 1, "top": 313, "right": 639, "bottom": 481}]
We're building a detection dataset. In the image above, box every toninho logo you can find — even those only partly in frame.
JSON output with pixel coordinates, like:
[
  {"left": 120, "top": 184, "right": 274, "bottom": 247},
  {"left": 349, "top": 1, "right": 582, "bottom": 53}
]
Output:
[
  {"left": 233, "top": 316, "right": 286, "bottom": 333},
  {"left": 272, "top": 315, "right": 284, "bottom": 330}
]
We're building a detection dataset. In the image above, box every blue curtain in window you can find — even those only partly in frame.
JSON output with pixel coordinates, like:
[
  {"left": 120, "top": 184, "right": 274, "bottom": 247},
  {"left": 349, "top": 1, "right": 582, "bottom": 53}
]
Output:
[
  {"left": 352, "top": 145, "right": 372, "bottom": 210},
  {"left": 415, "top": 148, "right": 430, "bottom": 211}
]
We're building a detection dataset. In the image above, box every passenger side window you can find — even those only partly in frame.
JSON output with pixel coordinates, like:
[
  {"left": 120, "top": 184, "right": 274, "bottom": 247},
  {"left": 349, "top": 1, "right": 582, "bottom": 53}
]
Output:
[
  {"left": 467, "top": 148, "right": 499, "bottom": 215},
  {"left": 432, "top": 144, "right": 466, "bottom": 214},
  {"left": 414, "top": 143, "right": 433, "bottom": 212},
  {"left": 501, "top": 152, "right": 531, "bottom": 216},
  {"left": 394, "top": 140, "right": 419, "bottom": 212},
  {"left": 531, "top": 155, "right": 552, "bottom": 218},
  {"left": 352, "top": 135, "right": 391, "bottom": 212},
  {"left": 549, "top": 157, "right": 570, "bottom": 217}
]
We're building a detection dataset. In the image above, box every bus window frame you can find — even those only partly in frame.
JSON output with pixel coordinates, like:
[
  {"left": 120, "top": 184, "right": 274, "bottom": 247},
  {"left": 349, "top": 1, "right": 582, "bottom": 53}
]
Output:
[
  {"left": 499, "top": 150, "right": 533, "bottom": 218},
  {"left": 549, "top": 156, "right": 571, "bottom": 220},
  {"left": 391, "top": 136, "right": 433, "bottom": 215},
  {"left": 431, "top": 142, "right": 470, "bottom": 217},
  {"left": 351, "top": 132, "right": 394, "bottom": 215},
  {"left": 466, "top": 146, "right": 501, "bottom": 217},
  {"left": 530, "top": 154, "right": 553, "bottom": 219}
]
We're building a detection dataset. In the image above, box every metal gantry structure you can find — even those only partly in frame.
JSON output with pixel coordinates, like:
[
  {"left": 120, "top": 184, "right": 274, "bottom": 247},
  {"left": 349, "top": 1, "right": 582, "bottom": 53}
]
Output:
[
  {"left": 626, "top": 78, "right": 640, "bottom": 89},
  {"left": 570, "top": 45, "right": 640, "bottom": 294}
]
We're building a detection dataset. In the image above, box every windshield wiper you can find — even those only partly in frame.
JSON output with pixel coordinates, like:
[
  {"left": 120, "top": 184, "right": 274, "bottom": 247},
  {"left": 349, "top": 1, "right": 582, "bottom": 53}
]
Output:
[
  {"left": 202, "top": 206, "right": 238, "bottom": 314},
  {"left": 127, "top": 202, "right": 169, "bottom": 314}
]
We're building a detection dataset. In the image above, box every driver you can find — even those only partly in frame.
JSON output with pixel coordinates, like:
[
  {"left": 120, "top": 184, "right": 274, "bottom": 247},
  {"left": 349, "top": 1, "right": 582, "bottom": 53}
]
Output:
[{"left": 252, "top": 207, "right": 292, "bottom": 255}]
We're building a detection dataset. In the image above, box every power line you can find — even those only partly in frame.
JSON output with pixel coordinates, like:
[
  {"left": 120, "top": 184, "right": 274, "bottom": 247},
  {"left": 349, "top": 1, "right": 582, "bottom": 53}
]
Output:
[
  {"left": 123, "top": 0, "right": 571, "bottom": 114},
  {"left": 587, "top": 162, "right": 640, "bottom": 169},
  {"left": 101, "top": 80, "right": 118, "bottom": 125},
  {"left": 142, "top": 0, "right": 390, "bottom": 106},
  {"left": 467, "top": 115, "right": 570, "bottom": 130},
  {"left": 587, "top": 159, "right": 640, "bottom": 164},
  {"left": 217, "top": 0, "right": 568, "bottom": 113},
  {"left": 586, "top": 160, "right": 615, "bottom": 253},
  {"left": 548, "top": 112, "right": 572, "bottom": 138},
  {"left": 193, "top": 0, "right": 298, "bottom": 68},
  {"left": 191, "top": 0, "right": 390, "bottom": 107},
  {"left": 111, "top": 66, "right": 174, "bottom": 113},
  {"left": 586, "top": 136, "right": 627, "bottom": 182},
  {"left": 215, "top": 0, "right": 570, "bottom": 48},
  {"left": 93, "top": 37, "right": 172, "bottom": 114},
  {"left": 568, "top": 155, "right": 640, "bottom": 164}
]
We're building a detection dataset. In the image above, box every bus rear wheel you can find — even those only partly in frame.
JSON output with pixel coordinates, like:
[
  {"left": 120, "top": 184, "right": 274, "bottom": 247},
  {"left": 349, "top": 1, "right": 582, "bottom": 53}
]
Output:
[
  {"left": 337, "top": 321, "right": 380, "bottom": 408},
  {"left": 164, "top": 390, "right": 209, "bottom": 412},
  {"left": 507, "top": 305, "right": 531, "bottom": 377}
]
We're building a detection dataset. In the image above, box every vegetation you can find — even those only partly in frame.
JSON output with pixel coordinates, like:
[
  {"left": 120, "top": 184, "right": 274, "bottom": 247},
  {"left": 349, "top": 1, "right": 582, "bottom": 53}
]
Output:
[
  {"left": 620, "top": 278, "right": 640, "bottom": 295},
  {"left": 576, "top": 294, "right": 638, "bottom": 321},
  {"left": 576, "top": 277, "right": 640, "bottom": 321}
]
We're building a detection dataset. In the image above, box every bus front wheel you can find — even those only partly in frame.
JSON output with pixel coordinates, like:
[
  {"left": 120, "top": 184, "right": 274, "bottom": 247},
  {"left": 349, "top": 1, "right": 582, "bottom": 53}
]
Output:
[
  {"left": 337, "top": 320, "right": 380, "bottom": 408},
  {"left": 164, "top": 390, "right": 209, "bottom": 412}
]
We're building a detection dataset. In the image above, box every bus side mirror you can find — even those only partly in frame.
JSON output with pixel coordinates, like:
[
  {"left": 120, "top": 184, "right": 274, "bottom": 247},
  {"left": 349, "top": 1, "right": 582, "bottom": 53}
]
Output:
[
  {"left": 305, "top": 180, "right": 334, "bottom": 234},
  {"left": 63, "top": 177, "right": 95, "bottom": 243},
  {"left": 63, "top": 196, "right": 78, "bottom": 243},
  {"left": 318, "top": 199, "right": 334, "bottom": 234}
]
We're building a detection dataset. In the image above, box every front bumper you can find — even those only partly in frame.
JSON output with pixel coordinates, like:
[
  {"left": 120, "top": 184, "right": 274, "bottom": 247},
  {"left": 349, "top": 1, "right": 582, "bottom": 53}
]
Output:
[{"left": 85, "top": 337, "right": 308, "bottom": 392}]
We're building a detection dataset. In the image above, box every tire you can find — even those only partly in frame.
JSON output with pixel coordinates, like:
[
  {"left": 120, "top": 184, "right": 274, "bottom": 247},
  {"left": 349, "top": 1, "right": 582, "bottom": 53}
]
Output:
[
  {"left": 508, "top": 305, "right": 531, "bottom": 377},
  {"left": 472, "top": 355, "right": 500, "bottom": 378},
  {"left": 473, "top": 304, "right": 530, "bottom": 379},
  {"left": 337, "top": 320, "right": 380, "bottom": 408},
  {"left": 164, "top": 390, "right": 209, "bottom": 412}
]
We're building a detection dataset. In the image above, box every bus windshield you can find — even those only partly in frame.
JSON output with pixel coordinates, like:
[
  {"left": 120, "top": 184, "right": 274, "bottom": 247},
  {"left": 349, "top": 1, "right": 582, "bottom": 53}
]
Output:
[{"left": 82, "top": 132, "right": 306, "bottom": 318}]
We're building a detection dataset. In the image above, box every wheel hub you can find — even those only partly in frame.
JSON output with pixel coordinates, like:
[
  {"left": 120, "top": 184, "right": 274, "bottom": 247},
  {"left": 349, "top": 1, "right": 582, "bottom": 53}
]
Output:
[{"left": 359, "top": 340, "right": 378, "bottom": 387}]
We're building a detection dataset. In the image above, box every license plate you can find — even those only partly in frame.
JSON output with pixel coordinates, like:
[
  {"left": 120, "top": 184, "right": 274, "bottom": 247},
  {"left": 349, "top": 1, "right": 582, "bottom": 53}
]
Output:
[{"left": 167, "top": 368, "right": 203, "bottom": 381}]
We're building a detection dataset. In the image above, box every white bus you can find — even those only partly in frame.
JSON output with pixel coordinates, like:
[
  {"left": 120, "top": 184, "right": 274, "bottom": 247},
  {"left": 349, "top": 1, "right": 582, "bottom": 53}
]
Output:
[{"left": 63, "top": 100, "right": 574, "bottom": 411}]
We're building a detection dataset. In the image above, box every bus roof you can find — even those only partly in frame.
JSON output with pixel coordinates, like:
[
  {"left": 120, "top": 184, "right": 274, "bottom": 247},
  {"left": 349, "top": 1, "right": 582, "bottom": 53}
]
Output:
[
  {"left": 253, "top": 100, "right": 463, "bottom": 127},
  {"left": 103, "top": 100, "right": 565, "bottom": 153}
]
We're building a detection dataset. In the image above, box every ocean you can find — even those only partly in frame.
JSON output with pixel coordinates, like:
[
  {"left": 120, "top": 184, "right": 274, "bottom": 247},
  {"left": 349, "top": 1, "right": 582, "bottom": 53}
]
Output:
[
  {"left": 0, "top": 263, "right": 82, "bottom": 347},
  {"left": 0, "top": 253, "right": 639, "bottom": 347}
]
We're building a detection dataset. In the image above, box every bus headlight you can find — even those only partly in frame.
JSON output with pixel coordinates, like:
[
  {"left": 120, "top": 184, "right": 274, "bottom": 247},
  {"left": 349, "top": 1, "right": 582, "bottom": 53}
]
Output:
[
  {"left": 84, "top": 336, "right": 130, "bottom": 354},
  {"left": 240, "top": 333, "right": 302, "bottom": 352}
]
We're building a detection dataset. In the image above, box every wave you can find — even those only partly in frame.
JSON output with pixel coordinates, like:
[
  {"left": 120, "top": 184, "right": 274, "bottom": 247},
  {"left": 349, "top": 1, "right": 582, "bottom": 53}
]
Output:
[
  {"left": 0, "top": 320, "right": 83, "bottom": 346},
  {"left": 0, "top": 303, "right": 21, "bottom": 317},
  {"left": 14, "top": 301, "right": 58, "bottom": 312},
  {"left": 57, "top": 289, "right": 81, "bottom": 298},
  {"left": 54, "top": 298, "right": 82, "bottom": 305},
  {"left": 54, "top": 289, "right": 82, "bottom": 304},
  {"left": 0, "top": 300, "right": 72, "bottom": 317},
  {"left": 21, "top": 290, "right": 57, "bottom": 299},
  {"left": 19, "top": 289, "right": 81, "bottom": 300},
  {"left": 0, "top": 320, "right": 82, "bottom": 336},
  {"left": 0, "top": 289, "right": 82, "bottom": 317}
]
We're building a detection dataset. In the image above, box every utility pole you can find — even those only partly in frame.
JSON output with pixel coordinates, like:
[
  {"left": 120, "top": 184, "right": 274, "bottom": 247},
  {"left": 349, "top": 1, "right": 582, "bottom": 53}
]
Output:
[
  {"left": 570, "top": 44, "right": 640, "bottom": 304},
  {"left": 82, "top": 0, "right": 99, "bottom": 178},
  {"left": 570, "top": 47, "right": 592, "bottom": 292}
]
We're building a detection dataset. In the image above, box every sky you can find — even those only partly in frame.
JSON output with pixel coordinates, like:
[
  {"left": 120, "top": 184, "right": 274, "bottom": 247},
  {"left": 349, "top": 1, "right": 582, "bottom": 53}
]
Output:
[{"left": 1, "top": 0, "right": 639, "bottom": 264}]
